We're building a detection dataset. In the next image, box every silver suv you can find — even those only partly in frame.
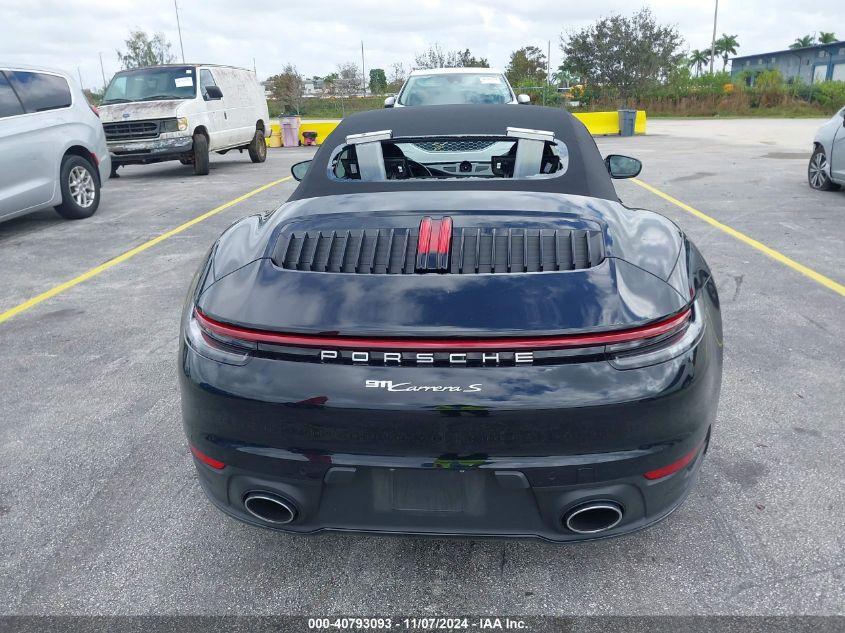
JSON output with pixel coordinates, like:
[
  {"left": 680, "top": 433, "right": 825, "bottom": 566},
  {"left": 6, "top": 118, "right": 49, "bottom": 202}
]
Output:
[
  {"left": 0, "top": 65, "right": 110, "bottom": 223},
  {"left": 384, "top": 68, "right": 530, "bottom": 108}
]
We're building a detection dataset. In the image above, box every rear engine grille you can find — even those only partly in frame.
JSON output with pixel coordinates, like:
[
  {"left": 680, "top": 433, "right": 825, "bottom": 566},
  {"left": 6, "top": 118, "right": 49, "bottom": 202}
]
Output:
[
  {"left": 103, "top": 120, "right": 160, "bottom": 141},
  {"left": 272, "top": 228, "right": 604, "bottom": 274}
]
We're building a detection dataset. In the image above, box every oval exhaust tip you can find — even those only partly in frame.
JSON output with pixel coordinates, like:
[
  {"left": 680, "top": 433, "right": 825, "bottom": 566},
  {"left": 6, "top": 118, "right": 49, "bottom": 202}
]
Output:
[
  {"left": 243, "top": 492, "right": 297, "bottom": 525},
  {"left": 564, "top": 501, "right": 623, "bottom": 534}
]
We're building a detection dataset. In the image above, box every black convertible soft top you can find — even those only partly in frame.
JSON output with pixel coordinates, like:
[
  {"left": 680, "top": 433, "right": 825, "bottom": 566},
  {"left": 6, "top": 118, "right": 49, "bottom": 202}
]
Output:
[{"left": 288, "top": 105, "right": 619, "bottom": 202}]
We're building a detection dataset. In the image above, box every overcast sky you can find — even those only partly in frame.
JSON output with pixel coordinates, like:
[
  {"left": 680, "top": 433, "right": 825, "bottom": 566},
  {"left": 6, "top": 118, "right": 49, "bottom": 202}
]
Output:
[{"left": 0, "top": 0, "right": 838, "bottom": 90}]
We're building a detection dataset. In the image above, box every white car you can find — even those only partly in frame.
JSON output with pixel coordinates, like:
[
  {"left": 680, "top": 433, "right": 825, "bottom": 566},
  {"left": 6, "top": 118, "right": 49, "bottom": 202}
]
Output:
[
  {"left": 384, "top": 68, "right": 530, "bottom": 108},
  {"left": 808, "top": 106, "right": 845, "bottom": 191},
  {"left": 99, "top": 64, "right": 270, "bottom": 176},
  {"left": 0, "top": 65, "right": 110, "bottom": 223}
]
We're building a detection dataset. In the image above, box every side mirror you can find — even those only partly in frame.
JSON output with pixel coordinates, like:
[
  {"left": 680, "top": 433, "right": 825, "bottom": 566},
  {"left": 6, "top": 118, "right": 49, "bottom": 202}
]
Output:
[
  {"left": 605, "top": 154, "right": 642, "bottom": 179},
  {"left": 383, "top": 96, "right": 396, "bottom": 108},
  {"left": 517, "top": 94, "right": 531, "bottom": 104},
  {"left": 204, "top": 85, "right": 223, "bottom": 100},
  {"left": 291, "top": 160, "right": 311, "bottom": 181}
]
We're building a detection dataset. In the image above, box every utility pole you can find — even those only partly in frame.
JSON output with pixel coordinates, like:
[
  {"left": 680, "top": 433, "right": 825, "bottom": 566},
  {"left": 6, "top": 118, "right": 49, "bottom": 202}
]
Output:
[
  {"left": 98, "top": 52, "right": 107, "bottom": 89},
  {"left": 253, "top": 58, "right": 257, "bottom": 74},
  {"left": 545, "top": 39, "right": 551, "bottom": 107},
  {"left": 174, "top": 0, "right": 185, "bottom": 63},
  {"left": 361, "top": 41, "right": 366, "bottom": 96},
  {"left": 709, "top": 0, "right": 719, "bottom": 74},
  {"left": 76, "top": 66, "right": 84, "bottom": 90}
]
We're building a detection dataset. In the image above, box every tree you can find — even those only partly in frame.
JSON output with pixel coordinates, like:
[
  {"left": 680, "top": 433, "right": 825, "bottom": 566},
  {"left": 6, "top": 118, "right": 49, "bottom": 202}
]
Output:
[
  {"left": 457, "top": 49, "right": 489, "bottom": 68},
  {"left": 560, "top": 8, "right": 684, "bottom": 99},
  {"left": 789, "top": 35, "right": 816, "bottom": 49},
  {"left": 334, "top": 62, "right": 360, "bottom": 97},
  {"left": 414, "top": 44, "right": 460, "bottom": 69},
  {"left": 553, "top": 67, "right": 579, "bottom": 87},
  {"left": 818, "top": 32, "right": 837, "bottom": 44},
  {"left": 505, "top": 46, "right": 547, "bottom": 86},
  {"left": 322, "top": 72, "right": 339, "bottom": 96},
  {"left": 714, "top": 34, "right": 739, "bottom": 71},
  {"left": 688, "top": 49, "right": 709, "bottom": 76},
  {"left": 265, "top": 64, "right": 304, "bottom": 114},
  {"left": 117, "top": 30, "right": 175, "bottom": 69},
  {"left": 369, "top": 68, "right": 387, "bottom": 94},
  {"left": 83, "top": 88, "right": 103, "bottom": 105},
  {"left": 413, "top": 44, "right": 487, "bottom": 69},
  {"left": 387, "top": 63, "right": 407, "bottom": 92}
]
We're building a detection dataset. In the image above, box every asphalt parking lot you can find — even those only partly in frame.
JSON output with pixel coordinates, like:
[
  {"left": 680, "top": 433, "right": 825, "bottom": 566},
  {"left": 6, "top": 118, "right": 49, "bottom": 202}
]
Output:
[{"left": 1, "top": 119, "right": 843, "bottom": 616}]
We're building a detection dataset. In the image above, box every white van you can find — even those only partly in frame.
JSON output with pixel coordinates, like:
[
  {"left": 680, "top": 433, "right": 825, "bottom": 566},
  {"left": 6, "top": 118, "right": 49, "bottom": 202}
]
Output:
[{"left": 99, "top": 64, "right": 270, "bottom": 176}]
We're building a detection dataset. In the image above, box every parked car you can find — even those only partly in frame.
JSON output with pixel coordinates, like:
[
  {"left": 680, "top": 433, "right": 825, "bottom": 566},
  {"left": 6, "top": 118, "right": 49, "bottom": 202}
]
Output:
[
  {"left": 180, "top": 105, "right": 723, "bottom": 542},
  {"left": 809, "top": 106, "right": 845, "bottom": 191},
  {"left": 99, "top": 64, "right": 269, "bottom": 176},
  {"left": 0, "top": 65, "right": 110, "bottom": 223},
  {"left": 384, "top": 68, "right": 530, "bottom": 108}
]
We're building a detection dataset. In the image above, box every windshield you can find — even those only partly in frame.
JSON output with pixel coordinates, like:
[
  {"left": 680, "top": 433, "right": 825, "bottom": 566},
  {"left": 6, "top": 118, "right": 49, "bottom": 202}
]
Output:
[
  {"left": 398, "top": 73, "right": 513, "bottom": 106},
  {"left": 102, "top": 66, "right": 196, "bottom": 104}
]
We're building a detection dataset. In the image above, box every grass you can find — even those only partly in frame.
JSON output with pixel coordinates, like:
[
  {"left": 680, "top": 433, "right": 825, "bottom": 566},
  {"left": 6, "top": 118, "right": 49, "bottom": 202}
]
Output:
[
  {"left": 270, "top": 96, "right": 384, "bottom": 119},
  {"left": 271, "top": 87, "right": 841, "bottom": 120}
]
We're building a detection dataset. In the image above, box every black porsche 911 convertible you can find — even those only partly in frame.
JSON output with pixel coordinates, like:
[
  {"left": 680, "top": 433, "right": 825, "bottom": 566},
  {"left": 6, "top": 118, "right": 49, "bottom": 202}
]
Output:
[{"left": 179, "top": 105, "right": 722, "bottom": 542}]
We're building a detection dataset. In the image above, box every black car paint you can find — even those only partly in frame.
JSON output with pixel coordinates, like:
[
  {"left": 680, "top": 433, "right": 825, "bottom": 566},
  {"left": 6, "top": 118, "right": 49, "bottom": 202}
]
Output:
[
  {"left": 197, "top": 191, "right": 689, "bottom": 337},
  {"left": 179, "top": 107, "right": 723, "bottom": 541}
]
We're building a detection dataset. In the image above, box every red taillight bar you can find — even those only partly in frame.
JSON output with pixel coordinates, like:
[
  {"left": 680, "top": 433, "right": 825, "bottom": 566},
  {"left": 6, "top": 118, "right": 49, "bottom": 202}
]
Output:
[
  {"left": 643, "top": 441, "right": 703, "bottom": 480},
  {"left": 194, "top": 307, "right": 691, "bottom": 351},
  {"left": 190, "top": 444, "right": 225, "bottom": 470}
]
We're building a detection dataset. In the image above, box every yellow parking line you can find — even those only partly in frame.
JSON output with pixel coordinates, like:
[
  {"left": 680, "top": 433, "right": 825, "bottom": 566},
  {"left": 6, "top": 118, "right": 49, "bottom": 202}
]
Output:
[
  {"left": 0, "top": 176, "right": 291, "bottom": 325},
  {"left": 632, "top": 178, "right": 845, "bottom": 298}
]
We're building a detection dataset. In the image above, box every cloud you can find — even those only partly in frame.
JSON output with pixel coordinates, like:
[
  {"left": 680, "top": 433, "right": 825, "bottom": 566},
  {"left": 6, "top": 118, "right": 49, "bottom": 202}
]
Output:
[{"left": 0, "top": 0, "right": 834, "bottom": 90}]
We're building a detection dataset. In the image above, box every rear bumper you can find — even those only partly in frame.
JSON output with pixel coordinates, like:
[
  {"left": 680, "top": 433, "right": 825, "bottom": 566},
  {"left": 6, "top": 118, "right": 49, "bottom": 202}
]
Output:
[
  {"left": 191, "top": 435, "right": 708, "bottom": 542},
  {"left": 179, "top": 297, "right": 722, "bottom": 541},
  {"left": 108, "top": 135, "right": 193, "bottom": 165}
]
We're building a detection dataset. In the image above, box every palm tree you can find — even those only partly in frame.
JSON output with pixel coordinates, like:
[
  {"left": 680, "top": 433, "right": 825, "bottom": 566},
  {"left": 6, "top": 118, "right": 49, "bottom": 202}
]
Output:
[
  {"left": 688, "top": 49, "right": 709, "bottom": 76},
  {"left": 789, "top": 35, "right": 816, "bottom": 49},
  {"left": 714, "top": 34, "right": 740, "bottom": 72},
  {"left": 818, "top": 32, "right": 837, "bottom": 44}
]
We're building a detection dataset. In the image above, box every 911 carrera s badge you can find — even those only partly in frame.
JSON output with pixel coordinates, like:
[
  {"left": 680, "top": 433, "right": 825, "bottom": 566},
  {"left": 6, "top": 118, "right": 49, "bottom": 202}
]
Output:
[{"left": 365, "top": 380, "right": 482, "bottom": 393}]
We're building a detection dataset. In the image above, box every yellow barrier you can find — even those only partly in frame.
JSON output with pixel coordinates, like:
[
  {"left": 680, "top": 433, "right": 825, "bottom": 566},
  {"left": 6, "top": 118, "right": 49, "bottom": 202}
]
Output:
[
  {"left": 297, "top": 119, "right": 342, "bottom": 146},
  {"left": 572, "top": 111, "right": 647, "bottom": 135},
  {"left": 290, "top": 111, "right": 646, "bottom": 145},
  {"left": 634, "top": 110, "right": 647, "bottom": 134},
  {"left": 572, "top": 112, "right": 619, "bottom": 135}
]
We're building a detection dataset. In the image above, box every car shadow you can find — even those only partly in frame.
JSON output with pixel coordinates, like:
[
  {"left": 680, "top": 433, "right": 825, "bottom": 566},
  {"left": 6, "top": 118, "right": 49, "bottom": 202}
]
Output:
[
  {"left": 114, "top": 155, "right": 272, "bottom": 181},
  {"left": 0, "top": 208, "right": 67, "bottom": 239}
]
